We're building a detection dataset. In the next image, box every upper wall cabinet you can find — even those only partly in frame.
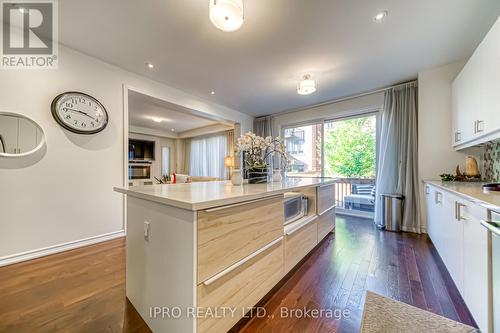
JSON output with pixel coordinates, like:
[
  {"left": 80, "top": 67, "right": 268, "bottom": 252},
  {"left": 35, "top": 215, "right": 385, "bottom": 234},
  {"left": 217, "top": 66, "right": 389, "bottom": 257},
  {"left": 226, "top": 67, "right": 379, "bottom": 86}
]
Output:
[{"left": 452, "top": 17, "right": 500, "bottom": 149}]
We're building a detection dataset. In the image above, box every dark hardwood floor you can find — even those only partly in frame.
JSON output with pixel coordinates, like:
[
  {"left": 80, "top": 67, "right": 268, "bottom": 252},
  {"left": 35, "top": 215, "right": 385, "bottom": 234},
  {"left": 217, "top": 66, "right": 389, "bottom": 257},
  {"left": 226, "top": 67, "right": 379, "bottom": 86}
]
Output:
[{"left": 0, "top": 216, "right": 475, "bottom": 333}]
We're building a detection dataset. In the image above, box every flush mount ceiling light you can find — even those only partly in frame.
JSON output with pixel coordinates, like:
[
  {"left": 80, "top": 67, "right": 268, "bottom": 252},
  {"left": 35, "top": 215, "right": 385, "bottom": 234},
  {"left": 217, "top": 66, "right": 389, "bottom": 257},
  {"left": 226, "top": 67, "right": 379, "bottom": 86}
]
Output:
[
  {"left": 297, "top": 74, "right": 316, "bottom": 95},
  {"left": 146, "top": 62, "right": 154, "bottom": 69},
  {"left": 152, "top": 117, "right": 162, "bottom": 123},
  {"left": 209, "top": 0, "right": 244, "bottom": 32},
  {"left": 211, "top": 91, "right": 216, "bottom": 95},
  {"left": 374, "top": 10, "right": 388, "bottom": 22}
]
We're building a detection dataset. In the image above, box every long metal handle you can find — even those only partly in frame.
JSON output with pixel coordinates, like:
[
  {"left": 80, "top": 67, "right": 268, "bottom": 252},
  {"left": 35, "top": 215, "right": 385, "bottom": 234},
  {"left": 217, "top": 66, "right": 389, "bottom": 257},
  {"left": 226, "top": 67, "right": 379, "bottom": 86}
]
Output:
[
  {"left": 480, "top": 220, "right": 500, "bottom": 236},
  {"left": 204, "top": 195, "right": 282, "bottom": 213},
  {"left": 435, "top": 191, "right": 442, "bottom": 204},
  {"left": 285, "top": 215, "right": 318, "bottom": 236},
  {"left": 203, "top": 236, "right": 283, "bottom": 286}
]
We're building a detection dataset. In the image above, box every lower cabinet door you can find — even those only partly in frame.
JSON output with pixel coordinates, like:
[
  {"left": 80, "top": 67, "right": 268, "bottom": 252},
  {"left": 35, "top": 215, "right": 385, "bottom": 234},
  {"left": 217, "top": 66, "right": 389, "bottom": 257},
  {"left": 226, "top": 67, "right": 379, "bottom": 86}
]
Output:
[
  {"left": 317, "top": 208, "right": 335, "bottom": 241},
  {"left": 284, "top": 220, "right": 318, "bottom": 273},
  {"left": 197, "top": 239, "right": 284, "bottom": 333},
  {"left": 461, "top": 202, "right": 489, "bottom": 333}
]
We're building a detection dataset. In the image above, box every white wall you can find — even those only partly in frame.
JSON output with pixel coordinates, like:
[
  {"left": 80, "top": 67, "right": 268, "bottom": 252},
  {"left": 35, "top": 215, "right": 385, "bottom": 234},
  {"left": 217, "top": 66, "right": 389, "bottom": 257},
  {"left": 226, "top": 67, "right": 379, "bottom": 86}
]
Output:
[
  {"left": 272, "top": 93, "right": 384, "bottom": 135},
  {"left": 417, "top": 61, "right": 472, "bottom": 231},
  {"left": 0, "top": 45, "right": 252, "bottom": 263}
]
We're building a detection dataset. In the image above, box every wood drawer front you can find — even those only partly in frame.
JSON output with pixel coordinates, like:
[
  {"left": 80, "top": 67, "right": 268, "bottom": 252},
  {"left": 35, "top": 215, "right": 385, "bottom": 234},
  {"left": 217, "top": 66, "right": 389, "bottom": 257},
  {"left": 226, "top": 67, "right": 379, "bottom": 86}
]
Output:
[
  {"left": 284, "top": 221, "right": 318, "bottom": 273},
  {"left": 318, "top": 207, "right": 335, "bottom": 241},
  {"left": 197, "top": 239, "right": 284, "bottom": 333},
  {"left": 317, "top": 184, "right": 335, "bottom": 215},
  {"left": 197, "top": 195, "right": 284, "bottom": 283}
]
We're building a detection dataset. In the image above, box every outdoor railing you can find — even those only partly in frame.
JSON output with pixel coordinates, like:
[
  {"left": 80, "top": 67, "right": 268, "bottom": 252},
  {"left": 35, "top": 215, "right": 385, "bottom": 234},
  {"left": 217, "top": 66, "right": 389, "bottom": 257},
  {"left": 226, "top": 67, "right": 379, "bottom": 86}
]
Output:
[{"left": 335, "top": 177, "right": 375, "bottom": 209}]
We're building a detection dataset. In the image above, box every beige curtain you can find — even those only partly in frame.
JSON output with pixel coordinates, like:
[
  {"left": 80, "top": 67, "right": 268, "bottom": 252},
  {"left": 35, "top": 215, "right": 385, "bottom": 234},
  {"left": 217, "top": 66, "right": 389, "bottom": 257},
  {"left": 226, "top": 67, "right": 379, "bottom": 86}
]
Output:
[
  {"left": 175, "top": 138, "right": 191, "bottom": 174},
  {"left": 375, "top": 81, "right": 420, "bottom": 233},
  {"left": 226, "top": 130, "right": 234, "bottom": 178}
]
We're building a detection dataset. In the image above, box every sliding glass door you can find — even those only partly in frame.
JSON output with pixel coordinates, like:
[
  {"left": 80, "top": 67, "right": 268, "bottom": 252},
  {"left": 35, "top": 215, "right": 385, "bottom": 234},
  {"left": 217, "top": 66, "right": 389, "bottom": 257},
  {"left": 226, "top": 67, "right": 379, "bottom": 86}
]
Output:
[{"left": 283, "top": 113, "right": 378, "bottom": 218}]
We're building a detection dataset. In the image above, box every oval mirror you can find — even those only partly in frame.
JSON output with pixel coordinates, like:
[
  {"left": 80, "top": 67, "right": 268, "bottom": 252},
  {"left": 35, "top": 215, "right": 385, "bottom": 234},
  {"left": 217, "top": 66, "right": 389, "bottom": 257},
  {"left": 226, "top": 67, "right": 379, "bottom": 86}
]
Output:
[{"left": 0, "top": 112, "right": 45, "bottom": 157}]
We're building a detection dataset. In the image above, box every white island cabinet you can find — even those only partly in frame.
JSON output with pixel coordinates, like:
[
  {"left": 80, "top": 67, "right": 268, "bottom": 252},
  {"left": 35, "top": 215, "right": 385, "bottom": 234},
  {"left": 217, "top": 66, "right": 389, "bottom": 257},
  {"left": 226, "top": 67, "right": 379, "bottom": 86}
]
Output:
[
  {"left": 115, "top": 179, "right": 336, "bottom": 333},
  {"left": 424, "top": 181, "right": 490, "bottom": 332}
]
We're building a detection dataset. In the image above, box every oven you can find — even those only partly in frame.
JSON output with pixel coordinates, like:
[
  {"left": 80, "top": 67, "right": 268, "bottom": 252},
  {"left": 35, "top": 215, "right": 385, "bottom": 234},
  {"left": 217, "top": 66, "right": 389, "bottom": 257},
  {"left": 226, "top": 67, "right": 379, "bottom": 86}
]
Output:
[
  {"left": 284, "top": 192, "right": 308, "bottom": 225},
  {"left": 128, "top": 162, "right": 152, "bottom": 180}
]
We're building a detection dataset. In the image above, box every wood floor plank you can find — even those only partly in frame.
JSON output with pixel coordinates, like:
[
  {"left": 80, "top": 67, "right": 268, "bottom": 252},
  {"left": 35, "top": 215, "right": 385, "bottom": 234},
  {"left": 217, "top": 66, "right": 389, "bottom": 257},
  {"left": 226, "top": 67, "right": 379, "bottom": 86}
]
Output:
[{"left": 0, "top": 216, "right": 477, "bottom": 333}]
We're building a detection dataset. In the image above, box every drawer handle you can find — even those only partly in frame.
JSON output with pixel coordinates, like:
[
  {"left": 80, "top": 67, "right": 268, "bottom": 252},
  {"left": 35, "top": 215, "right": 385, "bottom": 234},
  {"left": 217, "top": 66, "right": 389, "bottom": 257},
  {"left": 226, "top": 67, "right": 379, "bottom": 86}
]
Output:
[
  {"left": 285, "top": 215, "right": 318, "bottom": 236},
  {"left": 480, "top": 220, "right": 500, "bottom": 236},
  {"left": 319, "top": 205, "right": 335, "bottom": 216},
  {"left": 319, "top": 183, "right": 334, "bottom": 188},
  {"left": 203, "top": 236, "right": 283, "bottom": 286},
  {"left": 204, "top": 195, "right": 283, "bottom": 213}
]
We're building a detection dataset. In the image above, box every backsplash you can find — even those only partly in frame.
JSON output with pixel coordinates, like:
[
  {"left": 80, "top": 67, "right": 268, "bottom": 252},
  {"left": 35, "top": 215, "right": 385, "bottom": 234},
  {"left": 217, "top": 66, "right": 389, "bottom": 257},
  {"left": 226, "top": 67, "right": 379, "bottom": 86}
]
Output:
[{"left": 484, "top": 140, "right": 500, "bottom": 182}]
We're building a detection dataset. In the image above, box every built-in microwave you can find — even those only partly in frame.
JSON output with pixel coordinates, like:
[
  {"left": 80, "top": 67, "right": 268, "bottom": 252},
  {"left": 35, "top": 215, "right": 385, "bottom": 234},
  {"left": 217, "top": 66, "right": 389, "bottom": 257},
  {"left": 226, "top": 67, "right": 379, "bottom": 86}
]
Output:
[
  {"left": 128, "top": 162, "right": 152, "bottom": 180},
  {"left": 284, "top": 192, "right": 308, "bottom": 225}
]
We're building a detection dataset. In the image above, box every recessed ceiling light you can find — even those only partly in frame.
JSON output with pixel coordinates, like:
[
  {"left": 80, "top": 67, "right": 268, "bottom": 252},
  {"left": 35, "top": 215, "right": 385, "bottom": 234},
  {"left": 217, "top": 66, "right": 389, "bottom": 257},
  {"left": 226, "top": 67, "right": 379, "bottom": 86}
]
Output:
[
  {"left": 297, "top": 74, "right": 316, "bottom": 95},
  {"left": 152, "top": 117, "right": 162, "bottom": 123},
  {"left": 211, "top": 91, "right": 216, "bottom": 95},
  {"left": 374, "top": 10, "right": 388, "bottom": 22},
  {"left": 171, "top": 128, "right": 175, "bottom": 132},
  {"left": 146, "top": 62, "right": 154, "bottom": 69}
]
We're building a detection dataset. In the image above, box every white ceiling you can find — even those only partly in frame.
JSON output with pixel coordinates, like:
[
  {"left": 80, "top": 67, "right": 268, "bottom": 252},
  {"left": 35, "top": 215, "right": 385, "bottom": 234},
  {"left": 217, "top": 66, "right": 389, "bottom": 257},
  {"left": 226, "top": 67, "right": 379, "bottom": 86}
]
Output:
[
  {"left": 59, "top": 0, "right": 500, "bottom": 116},
  {"left": 128, "top": 90, "right": 223, "bottom": 132}
]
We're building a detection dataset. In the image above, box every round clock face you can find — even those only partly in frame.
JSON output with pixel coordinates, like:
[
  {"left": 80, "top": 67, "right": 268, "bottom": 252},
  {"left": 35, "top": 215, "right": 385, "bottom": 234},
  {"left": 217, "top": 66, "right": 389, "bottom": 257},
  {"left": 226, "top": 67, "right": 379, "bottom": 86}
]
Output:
[{"left": 51, "top": 92, "right": 108, "bottom": 134}]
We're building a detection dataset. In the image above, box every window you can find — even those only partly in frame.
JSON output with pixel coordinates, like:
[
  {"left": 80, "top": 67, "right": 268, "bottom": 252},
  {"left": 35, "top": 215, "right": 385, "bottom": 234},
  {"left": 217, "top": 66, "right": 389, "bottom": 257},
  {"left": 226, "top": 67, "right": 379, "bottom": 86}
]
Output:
[
  {"left": 162, "top": 147, "right": 170, "bottom": 176},
  {"left": 283, "top": 123, "right": 322, "bottom": 177},
  {"left": 324, "top": 114, "right": 377, "bottom": 179},
  {"left": 189, "top": 133, "right": 227, "bottom": 179}
]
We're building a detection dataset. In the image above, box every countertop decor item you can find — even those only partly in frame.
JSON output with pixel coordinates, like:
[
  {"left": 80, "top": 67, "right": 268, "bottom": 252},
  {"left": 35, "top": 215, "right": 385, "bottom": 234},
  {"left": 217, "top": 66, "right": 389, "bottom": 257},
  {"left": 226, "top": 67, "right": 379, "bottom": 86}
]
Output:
[
  {"left": 465, "top": 156, "right": 480, "bottom": 177},
  {"left": 231, "top": 169, "right": 243, "bottom": 185},
  {"left": 51, "top": 91, "right": 108, "bottom": 134},
  {"left": 235, "top": 132, "right": 289, "bottom": 184},
  {"left": 272, "top": 169, "right": 282, "bottom": 182}
]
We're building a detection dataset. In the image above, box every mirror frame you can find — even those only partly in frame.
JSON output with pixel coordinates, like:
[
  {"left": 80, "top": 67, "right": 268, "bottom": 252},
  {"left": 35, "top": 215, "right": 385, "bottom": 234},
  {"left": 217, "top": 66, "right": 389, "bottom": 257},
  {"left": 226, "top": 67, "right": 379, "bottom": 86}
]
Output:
[{"left": 0, "top": 111, "right": 46, "bottom": 158}]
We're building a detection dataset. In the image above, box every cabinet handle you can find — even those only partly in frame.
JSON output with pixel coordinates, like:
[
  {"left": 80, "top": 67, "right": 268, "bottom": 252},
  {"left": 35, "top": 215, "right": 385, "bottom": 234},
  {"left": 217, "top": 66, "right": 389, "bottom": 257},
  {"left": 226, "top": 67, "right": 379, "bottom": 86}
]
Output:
[
  {"left": 456, "top": 202, "right": 468, "bottom": 221},
  {"left": 203, "top": 194, "right": 283, "bottom": 213},
  {"left": 285, "top": 215, "right": 318, "bottom": 236},
  {"left": 425, "top": 186, "right": 430, "bottom": 195},
  {"left": 476, "top": 120, "right": 484, "bottom": 134},
  {"left": 454, "top": 131, "right": 462, "bottom": 143},
  {"left": 435, "top": 192, "right": 442, "bottom": 204},
  {"left": 202, "top": 236, "right": 283, "bottom": 286}
]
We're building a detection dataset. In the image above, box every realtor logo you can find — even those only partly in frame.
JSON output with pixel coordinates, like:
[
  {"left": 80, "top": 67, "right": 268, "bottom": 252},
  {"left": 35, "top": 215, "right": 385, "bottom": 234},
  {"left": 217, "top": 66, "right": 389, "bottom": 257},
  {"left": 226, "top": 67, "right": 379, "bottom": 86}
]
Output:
[{"left": 1, "top": 0, "right": 58, "bottom": 69}]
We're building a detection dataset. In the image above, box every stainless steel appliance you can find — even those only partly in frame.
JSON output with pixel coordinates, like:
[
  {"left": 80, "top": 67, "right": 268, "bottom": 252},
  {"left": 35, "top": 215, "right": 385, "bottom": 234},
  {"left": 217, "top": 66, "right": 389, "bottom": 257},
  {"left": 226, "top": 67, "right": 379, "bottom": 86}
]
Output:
[
  {"left": 481, "top": 210, "right": 500, "bottom": 333},
  {"left": 128, "top": 162, "right": 152, "bottom": 180},
  {"left": 284, "top": 192, "right": 308, "bottom": 225}
]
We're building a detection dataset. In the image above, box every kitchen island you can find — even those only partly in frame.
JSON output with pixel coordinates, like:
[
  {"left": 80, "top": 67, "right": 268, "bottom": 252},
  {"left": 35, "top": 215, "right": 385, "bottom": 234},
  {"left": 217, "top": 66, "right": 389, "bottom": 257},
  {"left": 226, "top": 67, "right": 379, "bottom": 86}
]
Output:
[{"left": 114, "top": 178, "right": 336, "bottom": 333}]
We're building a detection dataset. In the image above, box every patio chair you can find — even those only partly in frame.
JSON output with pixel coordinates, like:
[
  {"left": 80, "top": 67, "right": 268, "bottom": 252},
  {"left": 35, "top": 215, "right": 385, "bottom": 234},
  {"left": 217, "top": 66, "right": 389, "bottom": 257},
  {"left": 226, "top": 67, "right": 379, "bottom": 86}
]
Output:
[{"left": 344, "top": 184, "right": 376, "bottom": 212}]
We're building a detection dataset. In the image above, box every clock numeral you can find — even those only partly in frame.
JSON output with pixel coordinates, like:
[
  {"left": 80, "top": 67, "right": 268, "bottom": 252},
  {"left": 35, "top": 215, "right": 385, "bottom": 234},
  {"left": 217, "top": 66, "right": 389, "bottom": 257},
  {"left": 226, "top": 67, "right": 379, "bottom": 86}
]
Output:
[
  {"left": 81, "top": 122, "right": 87, "bottom": 128},
  {"left": 74, "top": 120, "right": 78, "bottom": 125},
  {"left": 65, "top": 103, "right": 73, "bottom": 108},
  {"left": 65, "top": 114, "right": 71, "bottom": 119},
  {"left": 91, "top": 122, "right": 95, "bottom": 127}
]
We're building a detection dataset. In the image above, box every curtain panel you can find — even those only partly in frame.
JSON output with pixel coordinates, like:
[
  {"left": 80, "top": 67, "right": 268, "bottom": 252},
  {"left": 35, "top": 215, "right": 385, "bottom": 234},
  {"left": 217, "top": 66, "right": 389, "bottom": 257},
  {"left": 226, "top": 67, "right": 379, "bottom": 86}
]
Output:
[
  {"left": 189, "top": 132, "right": 228, "bottom": 180},
  {"left": 375, "top": 81, "right": 421, "bottom": 233}
]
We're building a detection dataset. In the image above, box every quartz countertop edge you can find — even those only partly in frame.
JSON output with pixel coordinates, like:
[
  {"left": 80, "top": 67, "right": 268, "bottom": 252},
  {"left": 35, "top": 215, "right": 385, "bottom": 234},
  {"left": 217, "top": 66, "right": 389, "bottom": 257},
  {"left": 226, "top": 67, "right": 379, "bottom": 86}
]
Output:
[
  {"left": 114, "top": 178, "right": 336, "bottom": 211},
  {"left": 424, "top": 180, "right": 500, "bottom": 212}
]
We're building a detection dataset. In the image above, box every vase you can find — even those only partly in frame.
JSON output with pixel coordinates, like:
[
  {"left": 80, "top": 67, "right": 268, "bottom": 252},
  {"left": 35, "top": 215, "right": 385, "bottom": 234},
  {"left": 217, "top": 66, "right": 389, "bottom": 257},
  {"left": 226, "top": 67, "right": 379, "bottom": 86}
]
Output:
[
  {"left": 272, "top": 169, "right": 282, "bottom": 182},
  {"left": 248, "top": 167, "right": 269, "bottom": 184},
  {"left": 231, "top": 169, "right": 243, "bottom": 185}
]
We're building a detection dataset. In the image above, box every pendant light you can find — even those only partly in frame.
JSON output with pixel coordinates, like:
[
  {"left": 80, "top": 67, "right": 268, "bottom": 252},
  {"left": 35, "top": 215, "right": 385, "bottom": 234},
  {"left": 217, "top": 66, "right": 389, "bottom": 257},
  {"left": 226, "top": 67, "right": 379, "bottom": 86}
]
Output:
[
  {"left": 209, "top": 0, "right": 244, "bottom": 32},
  {"left": 297, "top": 74, "right": 317, "bottom": 95}
]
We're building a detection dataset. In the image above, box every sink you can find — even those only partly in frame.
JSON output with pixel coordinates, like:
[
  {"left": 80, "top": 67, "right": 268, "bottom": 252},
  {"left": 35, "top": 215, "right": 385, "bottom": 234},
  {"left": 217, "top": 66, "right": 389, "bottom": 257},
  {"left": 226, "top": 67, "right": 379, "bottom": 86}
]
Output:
[{"left": 483, "top": 183, "right": 500, "bottom": 193}]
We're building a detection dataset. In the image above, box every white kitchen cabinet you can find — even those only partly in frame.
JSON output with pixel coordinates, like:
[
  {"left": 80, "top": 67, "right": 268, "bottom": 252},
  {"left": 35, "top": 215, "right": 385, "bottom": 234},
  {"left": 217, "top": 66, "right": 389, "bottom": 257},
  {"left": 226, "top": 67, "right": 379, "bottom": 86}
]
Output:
[
  {"left": 425, "top": 183, "right": 490, "bottom": 332},
  {"left": 452, "top": 16, "right": 500, "bottom": 148},
  {"left": 460, "top": 200, "right": 489, "bottom": 333},
  {"left": 480, "top": 17, "right": 500, "bottom": 135}
]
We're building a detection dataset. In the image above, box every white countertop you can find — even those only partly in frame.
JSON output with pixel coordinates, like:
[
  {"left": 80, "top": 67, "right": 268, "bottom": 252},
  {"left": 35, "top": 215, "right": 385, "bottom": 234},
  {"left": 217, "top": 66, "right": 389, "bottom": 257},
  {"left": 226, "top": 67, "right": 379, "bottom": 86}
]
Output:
[
  {"left": 114, "top": 178, "right": 336, "bottom": 211},
  {"left": 424, "top": 180, "right": 500, "bottom": 212}
]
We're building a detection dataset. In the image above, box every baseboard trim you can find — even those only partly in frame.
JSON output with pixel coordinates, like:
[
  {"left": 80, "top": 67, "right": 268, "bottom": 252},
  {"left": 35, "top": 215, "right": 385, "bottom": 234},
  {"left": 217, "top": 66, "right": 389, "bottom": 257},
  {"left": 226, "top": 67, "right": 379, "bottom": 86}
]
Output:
[{"left": 0, "top": 230, "right": 126, "bottom": 267}]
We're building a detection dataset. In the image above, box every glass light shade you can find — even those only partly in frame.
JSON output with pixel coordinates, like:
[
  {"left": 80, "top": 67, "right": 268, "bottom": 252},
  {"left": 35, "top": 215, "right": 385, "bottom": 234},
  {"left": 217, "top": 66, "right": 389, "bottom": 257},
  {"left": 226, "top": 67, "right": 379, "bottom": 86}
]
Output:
[
  {"left": 224, "top": 156, "right": 235, "bottom": 167},
  {"left": 209, "top": 0, "right": 244, "bottom": 32},
  {"left": 297, "top": 76, "right": 316, "bottom": 95}
]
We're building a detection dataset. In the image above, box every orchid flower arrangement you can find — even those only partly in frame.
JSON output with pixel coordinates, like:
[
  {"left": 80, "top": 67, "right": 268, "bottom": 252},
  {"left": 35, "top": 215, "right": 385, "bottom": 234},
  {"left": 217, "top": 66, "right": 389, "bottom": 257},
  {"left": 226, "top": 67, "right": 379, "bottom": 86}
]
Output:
[{"left": 235, "top": 132, "right": 289, "bottom": 170}]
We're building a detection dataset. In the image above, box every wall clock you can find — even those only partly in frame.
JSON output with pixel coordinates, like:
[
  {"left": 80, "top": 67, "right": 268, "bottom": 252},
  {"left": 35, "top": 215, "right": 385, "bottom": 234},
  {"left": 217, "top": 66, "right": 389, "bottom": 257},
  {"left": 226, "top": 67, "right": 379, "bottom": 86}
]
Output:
[{"left": 51, "top": 92, "right": 108, "bottom": 134}]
